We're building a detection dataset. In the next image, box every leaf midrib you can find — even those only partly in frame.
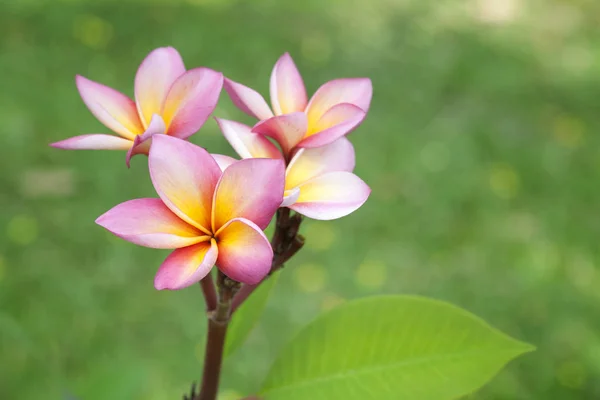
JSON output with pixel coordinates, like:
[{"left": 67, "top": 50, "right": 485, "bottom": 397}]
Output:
[{"left": 261, "top": 347, "right": 528, "bottom": 395}]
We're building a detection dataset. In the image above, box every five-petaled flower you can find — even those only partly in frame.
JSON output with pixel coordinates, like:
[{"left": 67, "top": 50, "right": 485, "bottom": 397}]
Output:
[
  {"left": 96, "top": 135, "right": 285, "bottom": 289},
  {"left": 216, "top": 119, "right": 371, "bottom": 220},
  {"left": 51, "top": 47, "right": 223, "bottom": 166},
  {"left": 224, "top": 52, "right": 372, "bottom": 158}
]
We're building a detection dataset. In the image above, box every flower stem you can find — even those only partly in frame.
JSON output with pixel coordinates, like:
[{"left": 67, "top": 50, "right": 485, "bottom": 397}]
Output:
[
  {"left": 199, "top": 273, "right": 217, "bottom": 312},
  {"left": 197, "top": 273, "right": 236, "bottom": 400}
]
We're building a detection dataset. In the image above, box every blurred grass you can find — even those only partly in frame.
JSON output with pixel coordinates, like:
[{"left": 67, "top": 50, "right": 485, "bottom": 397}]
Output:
[{"left": 1, "top": 0, "right": 600, "bottom": 399}]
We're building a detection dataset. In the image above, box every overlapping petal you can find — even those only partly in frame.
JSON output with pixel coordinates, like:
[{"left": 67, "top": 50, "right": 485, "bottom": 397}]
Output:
[
  {"left": 215, "top": 218, "right": 272, "bottom": 284},
  {"left": 281, "top": 187, "right": 300, "bottom": 207},
  {"left": 212, "top": 158, "right": 285, "bottom": 231},
  {"left": 298, "top": 103, "right": 366, "bottom": 148},
  {"left": 285, "top": 137, "right": 355, "bottom": 189},
  {"left": 251, "top": 112, "right": 308, "bottom": 155},
  {"left": 270, "top": 53, "right": 307, "bottom": 115},
  {"left": 96, "top": 198, "right": 207, "bottom": 248},
  {"left": 211, "top": 154, "right": 237, "bottom": 172},
  {"left": 149, "top": 135, "right": 221, "bottom": 234},
  {"left": 125, "top": 114, "right": 167, "bottom": 167},
  {"left": 216, "top": 118, "right": 282, "bottom": 160},
  {"left": 223, "top": 78, "right": 274, "bottom": 120},
  {"left": 134, "top": 47, "right": 186, "bottom": 128},
  {"left": 305, "top": 78, "right": 372, "bottom": 128},
  {"left": 289, "top": 171, "right": 371, "bottom": 220},
  {"left": 154, "top": 240, "right": 218, "bottom": 290},
  {"left": 76, "top": 75, "right": 143, "bottom": 139},
  {"left": 50, "top": 134, "right": 133, "bottom": 150},
  {"left": 161, "top": 68, "right": 224, "bottom": 139}
]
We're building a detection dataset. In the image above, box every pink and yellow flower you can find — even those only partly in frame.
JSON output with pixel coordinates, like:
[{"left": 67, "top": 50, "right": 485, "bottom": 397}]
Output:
[
  {"left": 51, "top": 47, "right": 223, "bottom": 166},
  {"left": 96, "top": 135, "right": 285, "bottom": 289},
  {"left": 224, "top": 53, "right": 372, "bottom": 157},
  {"left": 216, "top": 119, "right": 370, "bottom": 220}
]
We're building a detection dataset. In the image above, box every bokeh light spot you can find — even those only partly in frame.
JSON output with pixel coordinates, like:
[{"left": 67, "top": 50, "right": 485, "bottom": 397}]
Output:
[
  {"left": 73, "top": 14, "right": 113, "bottom": 50},
  {"left": 489, "top": 164, "right": 519, "bottom": 199},
  {"left": 553, "top": 114, "right": 585, "bottom": 149},
  {"left": 355, "top": 259, "right": 388, "bottom": 290},
  {"left": 556, "top": 361, "right": 587, "bottom": 389},
  {"left": 7, "top": 215, "right": 38, "bottom": 246},
  {"left": 294, "top": 263, "right": 327, "bottom": 293},
  {"left": 474, "top": 0, "right": 521, "bottom": 25},
  {"left": 303, "top": 222, "right": 336, "bottom": 251}
]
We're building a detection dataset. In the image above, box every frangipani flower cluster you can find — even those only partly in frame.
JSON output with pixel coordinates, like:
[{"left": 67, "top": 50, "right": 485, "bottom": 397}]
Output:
[{"left": 52, "top": 47, "right": 372, "bottom": 289}]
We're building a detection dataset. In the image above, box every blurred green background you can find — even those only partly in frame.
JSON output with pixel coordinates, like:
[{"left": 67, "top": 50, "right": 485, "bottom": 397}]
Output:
[{"left": 2, "top": 0, "right": 600, "bottom": 398}]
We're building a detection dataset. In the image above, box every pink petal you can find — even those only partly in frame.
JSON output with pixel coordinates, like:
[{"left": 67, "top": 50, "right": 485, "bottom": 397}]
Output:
[
  {"left": 96, "top": 198, "right": 207, "bottom": 249},
  {"left": 50, "top": 134, "right": 132, "bottom": 150},
  {"left": 305, "top": 78, "right": 372, "bottom": 127},
  {"left": 289, "top": 171, "right": 371, "bottom": 220},
  {"left": 270, "top": 53, "right": 308, "bottom": 115},
  {"left": 125, "top": 114, "right": 167, "bottom": 167},
  {"left": 134, "top": 47, "right": 186, "bottom": 128},
  {"left": 223, "top": 78, "right": 274, "bottom": 120},
  {"left": 211, "top": 154, "right": 237, "bottom": 172},
  {"left": 215, "top": 118, "right": 283, "bottom": 160},
  {"left": 149, "top": 135, "right": 222, "bottom": 234},
  {"left": 215, "top": 218, "right": 272, "bottom": 284},
  {"left": 212, "top": 158, "right": 285, "bottom": 231},
  {"left": 285, "top": 137, "right": 355, "bottom": 189},
  {"left": 297, "top": 103, "right": 365, "bottom": 148},
  {"left": 251, "top": 112, "right": 308, "bottom": 155},
  {"left": 154, "top": 240, "right": 218, "bottom": 290},
  {"left": 76, "top": 75, "right": 144, "bottom": 139},
  {"left": 161, "top": 68, "right": 224, "bottom": 139}
]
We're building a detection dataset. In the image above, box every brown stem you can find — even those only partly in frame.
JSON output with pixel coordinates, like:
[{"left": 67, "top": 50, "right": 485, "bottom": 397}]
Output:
[
  {"left": 197, "top": 273, "right": 235, "bottom": 400},
  {"left": 199, "top": 273, "right": 217, "bottom": 312}
]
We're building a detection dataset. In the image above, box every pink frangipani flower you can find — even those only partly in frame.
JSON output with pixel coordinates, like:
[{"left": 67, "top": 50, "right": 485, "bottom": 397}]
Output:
[
  {"left": 96, "top": 135, "right": 285, "bottom": 289},
  {"left": 51, "top": 47, "right": 224, "bottom": 167},
  {"left": 224, "top": 53, "right": 372, "bottom": 157},
  {"left": 216, "top": 118, "right": 370, "bottom": 220}
]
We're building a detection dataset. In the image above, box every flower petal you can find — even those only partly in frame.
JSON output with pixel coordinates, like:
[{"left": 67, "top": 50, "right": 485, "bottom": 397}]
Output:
[
  {"left": 285, "top": 137, "right": 355, "bottom": 189},
  {"left": 149, "top": 135, "right": 222, "bottom": 234},
  {"left": 134, "top": 47, "right": 186, "bottom": 128},
  {"left": 251, "top": 112, "right": 308, "bottom": 155},
  {"left": 215, "top": 118, "right": 283, "bottom": 160},
  {"left": 289, "top": 171, "right": 371, "bottom": 220},
  {"left": 270, "top": 53, "right": 307, "bottom": 115},
  {"left": 76, "top": 75, "right": 144, "bottom": 139},
  {"left": 212, "top": 158, "right": 285, "bottom": 231},
  {"left": 125, "top": 114, "right": 167, "bottom": 167},
  {"left": 281, "top": 187, "right": 300, "bottom": 207},
  {"left": 223, "top": 78, "right": 274, "bottom": 120},
  {"left": 215, "top": 218, "right": 272, "bottom": 284},
  {"left": 298, "top": 103, "right": 365, "bottom": 148},
  {"left": 154, "top": 240, "right": 218, "bottom": 290},
  {"left": 305, "top": 78, "right": 372, "bottom": 127},
  {"left": 50, "top": 134, "right": 132, "bottom": 150},
  {"left": 161, "top": 68, "right": 224, "bottom": 139},
  {"left": 211, "top": 154, "right": 237, "bottom": 172},
  {"left": 96, "top": 198, "right": 207, "bottom": 249}
]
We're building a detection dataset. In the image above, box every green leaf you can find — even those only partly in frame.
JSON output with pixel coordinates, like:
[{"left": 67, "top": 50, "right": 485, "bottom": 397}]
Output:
[
  {"left": 224, "top": 272, "right": 280, "bottom": 357},
  {"left": 260, "top": 295, "right": 534, "bottom": 400}
]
